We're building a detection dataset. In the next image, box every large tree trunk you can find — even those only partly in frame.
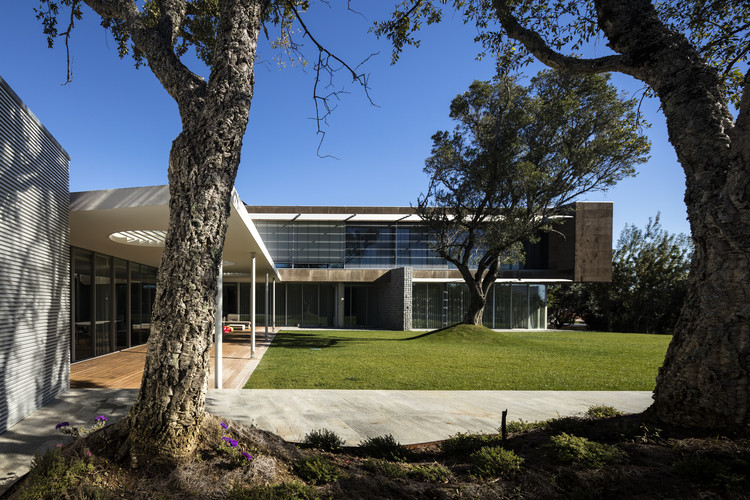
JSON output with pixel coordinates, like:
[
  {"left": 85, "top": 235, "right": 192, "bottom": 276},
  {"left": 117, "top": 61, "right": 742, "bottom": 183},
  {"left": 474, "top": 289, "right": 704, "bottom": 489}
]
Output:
[
  {"left": 463, "top": 287, "right": 486, "bottom": 325},
  {"left": 123, "top": 0, "right": 267, "bottom": 464},
  {"left": 457, "top": 260, "right": 498, "bottom": 326},
  {"left": 594, "top": 0, "right": 750, "bottom": 432}
]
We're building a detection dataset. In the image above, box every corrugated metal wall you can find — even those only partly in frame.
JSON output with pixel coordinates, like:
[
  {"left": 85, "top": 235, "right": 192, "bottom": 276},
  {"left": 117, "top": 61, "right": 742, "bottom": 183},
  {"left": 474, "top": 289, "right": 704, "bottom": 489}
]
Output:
[{"left": 0, "top": 76, "right": 70, "bottom": 434}]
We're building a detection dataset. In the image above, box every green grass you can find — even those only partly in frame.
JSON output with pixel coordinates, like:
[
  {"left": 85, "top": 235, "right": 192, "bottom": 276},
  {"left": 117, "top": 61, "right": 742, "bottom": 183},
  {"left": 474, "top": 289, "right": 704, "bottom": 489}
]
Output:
[{"left": 245, "top": 325, "right": 671, "bottom": 390}]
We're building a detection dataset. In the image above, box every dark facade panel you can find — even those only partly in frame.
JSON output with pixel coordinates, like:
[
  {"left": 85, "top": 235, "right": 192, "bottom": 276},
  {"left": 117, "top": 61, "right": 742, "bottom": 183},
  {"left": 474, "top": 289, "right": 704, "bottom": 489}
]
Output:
[
  {"left": 0, "top": 77, "right": 70, "bottom": 434},
  {"left": 574, "top": 202, "right": 613, "bottom": 282}
]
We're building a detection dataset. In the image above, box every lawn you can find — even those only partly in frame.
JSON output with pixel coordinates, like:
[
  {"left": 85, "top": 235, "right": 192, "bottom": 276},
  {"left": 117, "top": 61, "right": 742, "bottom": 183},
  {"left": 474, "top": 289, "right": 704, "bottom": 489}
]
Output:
[{"left": 245, "top": 325, "right": 671, "bottom": 390}]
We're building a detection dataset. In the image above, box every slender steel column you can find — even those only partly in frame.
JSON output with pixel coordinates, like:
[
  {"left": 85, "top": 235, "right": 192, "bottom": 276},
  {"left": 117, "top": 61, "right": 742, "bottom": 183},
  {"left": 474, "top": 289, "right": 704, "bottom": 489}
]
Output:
[
  {"left": 214, "top": 261, "right": 223, "bottom": 389},
  {"left": 251, "top": 253, "right": 256, "bottom": 357}
]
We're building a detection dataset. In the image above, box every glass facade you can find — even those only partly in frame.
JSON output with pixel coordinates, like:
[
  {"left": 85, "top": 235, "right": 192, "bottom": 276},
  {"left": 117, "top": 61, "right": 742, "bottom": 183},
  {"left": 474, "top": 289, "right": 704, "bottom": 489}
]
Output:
[
  {"left": 412, "top": 282, "right": 547, "bottom": 330},
  {"left": 71, "top": 248, "right": 157, "bottom": 362},
  {"left": 256, "top": 221, "right": 454, "bottom": 269},
  {"left": 256, "top": 220, "right": 549, "bottom": 271}
]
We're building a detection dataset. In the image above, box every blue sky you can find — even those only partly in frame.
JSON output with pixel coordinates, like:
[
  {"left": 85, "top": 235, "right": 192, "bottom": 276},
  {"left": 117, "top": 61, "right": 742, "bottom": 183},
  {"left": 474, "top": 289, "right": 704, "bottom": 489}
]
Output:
[{"left": 1, "top": 2, "right": 692, "bottom": 239}]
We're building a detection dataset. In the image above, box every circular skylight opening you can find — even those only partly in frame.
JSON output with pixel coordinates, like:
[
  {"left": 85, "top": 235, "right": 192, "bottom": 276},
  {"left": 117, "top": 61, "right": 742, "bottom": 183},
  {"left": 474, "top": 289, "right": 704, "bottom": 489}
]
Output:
[{"left": 109, "top": 230, "right": 166, "bottom": 247}]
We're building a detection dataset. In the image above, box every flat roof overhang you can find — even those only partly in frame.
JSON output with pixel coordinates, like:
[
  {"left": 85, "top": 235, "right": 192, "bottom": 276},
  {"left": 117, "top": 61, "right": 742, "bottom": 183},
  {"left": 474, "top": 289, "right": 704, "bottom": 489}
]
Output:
[{"left": 70, "top": 185, "right": 280, "bottom": 281}]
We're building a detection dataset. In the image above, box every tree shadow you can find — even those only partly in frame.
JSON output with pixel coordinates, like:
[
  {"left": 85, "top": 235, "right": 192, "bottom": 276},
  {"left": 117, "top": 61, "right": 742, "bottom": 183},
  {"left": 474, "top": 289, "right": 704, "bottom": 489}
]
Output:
[{"left": 0, "top": 78, "right": 70, "bottom": 435}]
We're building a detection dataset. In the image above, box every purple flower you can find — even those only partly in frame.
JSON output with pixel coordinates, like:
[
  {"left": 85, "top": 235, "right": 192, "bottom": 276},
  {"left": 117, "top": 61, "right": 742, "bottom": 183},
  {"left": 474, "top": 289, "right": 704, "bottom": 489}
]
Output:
[
  {"left": 221, "top": 421, "right": 229, "bottom": 430},
  {"left": 241, "top": 451, "right": 253, "bottom": 461},
  {"left": 55, "top": 422, "right": 69, "bottom": 430},
  {"left": 221, "top": 436, "right": 238, "bottom": 449},
  {"left": 95, "top": 415, "right": 107, "bottom": 422}
]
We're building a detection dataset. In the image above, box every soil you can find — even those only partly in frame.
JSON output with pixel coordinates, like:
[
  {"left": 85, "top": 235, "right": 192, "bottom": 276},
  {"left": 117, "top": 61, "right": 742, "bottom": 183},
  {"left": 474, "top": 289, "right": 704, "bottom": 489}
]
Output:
[{"left": 4, "top": 412, "right": 749, "bottom": 499}]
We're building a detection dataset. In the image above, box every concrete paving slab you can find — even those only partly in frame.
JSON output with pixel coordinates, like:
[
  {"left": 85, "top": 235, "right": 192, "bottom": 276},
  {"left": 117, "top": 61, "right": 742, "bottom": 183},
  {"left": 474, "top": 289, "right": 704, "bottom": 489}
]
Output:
[{"left": 0, "top": 388, "right": 653, "bottom": 494}]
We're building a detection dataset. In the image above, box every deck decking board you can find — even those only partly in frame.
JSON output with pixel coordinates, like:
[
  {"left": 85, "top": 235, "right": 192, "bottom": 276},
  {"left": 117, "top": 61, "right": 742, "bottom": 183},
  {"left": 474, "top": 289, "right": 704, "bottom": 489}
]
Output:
[{"left": 70, "top": 331, "right": 262, "bottom": 390}]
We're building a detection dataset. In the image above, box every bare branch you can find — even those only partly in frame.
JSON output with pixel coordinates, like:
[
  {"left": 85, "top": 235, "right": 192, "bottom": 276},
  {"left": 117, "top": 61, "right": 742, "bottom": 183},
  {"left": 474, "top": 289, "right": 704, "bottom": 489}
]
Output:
[{"left": 287, "top": 2, "right": 377, "bottom": 157}]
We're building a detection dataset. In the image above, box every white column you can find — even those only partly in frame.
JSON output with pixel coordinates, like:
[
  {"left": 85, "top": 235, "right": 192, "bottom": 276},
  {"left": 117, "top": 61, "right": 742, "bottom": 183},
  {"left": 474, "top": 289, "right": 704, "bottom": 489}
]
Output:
[
  {"left": 251, "top": 253, "right": 256, "bottom": 357},
  {"left": 214, "top": 261, "right": 223, "bottom": 389},
  {"left": 272, "top": 278, "right": 276, "bottom": 332},
  {"left": 265, "top": 272, "right": 269, "bottom": 341}
]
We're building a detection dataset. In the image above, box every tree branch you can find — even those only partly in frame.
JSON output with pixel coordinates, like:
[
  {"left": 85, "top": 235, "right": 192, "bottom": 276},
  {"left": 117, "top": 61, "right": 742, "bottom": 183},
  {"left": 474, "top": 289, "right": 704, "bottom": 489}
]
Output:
[
  {"left": 287, "top": 2, "right": 377, "bottom": 156},
  {"left": 83, "top": 0, "right": 206, "bottom": 115},
  {"left": 492, "top": 0, "right": 634, "bottom": 75}
]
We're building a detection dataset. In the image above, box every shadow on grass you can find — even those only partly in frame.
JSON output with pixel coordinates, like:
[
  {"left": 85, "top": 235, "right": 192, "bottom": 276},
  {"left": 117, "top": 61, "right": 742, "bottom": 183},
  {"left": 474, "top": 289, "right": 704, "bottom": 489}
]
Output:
[{"left": 270, "top": 325, "right": 463, "bottom": 350}]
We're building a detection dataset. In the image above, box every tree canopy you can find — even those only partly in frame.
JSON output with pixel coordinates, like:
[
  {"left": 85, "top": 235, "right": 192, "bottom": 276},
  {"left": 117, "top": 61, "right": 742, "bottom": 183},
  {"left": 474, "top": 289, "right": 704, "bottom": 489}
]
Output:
[
  {"left": 549, "top": 214, "right": 692, "bottom": 333},
  {"left": 418, "top": 67, "right": 649, "bottom": 324}
]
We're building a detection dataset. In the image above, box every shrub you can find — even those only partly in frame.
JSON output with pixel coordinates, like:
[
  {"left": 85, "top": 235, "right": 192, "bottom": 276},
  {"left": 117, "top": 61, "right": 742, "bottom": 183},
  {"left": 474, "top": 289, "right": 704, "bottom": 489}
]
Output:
[
  {"left": 470, "top": 446, "right": 524, "bottom": 479},
  {"left": 362, "top": 458, "right": 407, "bottom": 479},
  {"left": 359, "top": 434, "right": 409, "bottom": 462},
  {"left": 586, "top": 405, "right": 623, "bottom": 419},
  {"left": 303, "top": 429, "right": 344, "bottom": 452},
  {"left": 504, "top": 420, "right": 549, "bottom": 434},
  {"left": 407, "top": 463, "right": 451, "bottom": 483},
  {"left": 549, "top": 433, "right": 626, "bottom": 468},
  {"left": 21, "top": 448, "right": 94, "bottom": 500},
  {"left": 441, "top": 433, "right": 504, "bottom": 456},
  {"left": 229, "top": 480, "right": 319, "bottom": 499},
  {"left": 293, "top": 455, "right": 340, "bottom": 485}
]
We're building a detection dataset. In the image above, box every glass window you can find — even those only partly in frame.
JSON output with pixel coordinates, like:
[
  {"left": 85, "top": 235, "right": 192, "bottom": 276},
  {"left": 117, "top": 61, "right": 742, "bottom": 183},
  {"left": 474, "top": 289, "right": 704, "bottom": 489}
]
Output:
[
  {"left": 223, "top": 283, "right": 239, "bottom": 317},
  {"left": 511, "top": 284, "right": 529, "bottom": 329},
  {"left": 529, "top": 285, "right": 546, "bottom": 329},
  {"left": 114, "top": 259, "right": 128, "bottom": 350},
  {"left": 493, "top": 284, "right": 512, "bottom": 329},
  {"left": 412, "top": 283, "right": 427, "bottom": 329},
  {"left": 73, "top": 249, "right": 93, "bottom": 361},
  {"left": 426, "top": 284, "right": 443, "bottom": 330},
  {"left": 446, "top": 283, "right": 467, "bottom": 326},
  {"left": 287, "top": 283, "right": 302, "bottom": 327},
  {"left": 95, "top": 254, "right": 112, "bottom": 356}
]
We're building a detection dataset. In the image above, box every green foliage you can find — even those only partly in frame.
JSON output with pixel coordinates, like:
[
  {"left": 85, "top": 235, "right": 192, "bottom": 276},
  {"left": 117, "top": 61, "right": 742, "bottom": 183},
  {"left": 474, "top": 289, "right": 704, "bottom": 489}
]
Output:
[
  {"left": 415, "top": 68, "right": 649, "bottom": 322},
  {"left": 303, "top": 428, "right": 344, "bottom": 452},
  {"left": 359, "top": 434, "right": 410, "bottom": 462},
  {"left": 585, "top": 406, "right": 623, "bottom": 419},
  {"left": 549, "top": 433, "right": 626, "bottom": 468},
  {"left": 407, "top": 463, "right": 452, "bottom": 483},
  {"left": 441, "top": 433, "right": 504, "bottom": 456},
  {"left": 362, "top": 458, "right": 407, "bottom": 479},
  {"left": 21, "top": 447, "right": 95, "bottom": 500},
  {"left": 229, "top": 480, "right": 319, "bottom": 500},
  {"left": 470, "top": 446, "right": 524, "bottom": 478},
  {"left": 292, "top": 455, "right": 340, "bottom": 485},
  {"left": 505, "top": 419, "right": 548, "bottom": 434},
  {"left": 550, "top": 214, "right": 691, "bottom": 334}
]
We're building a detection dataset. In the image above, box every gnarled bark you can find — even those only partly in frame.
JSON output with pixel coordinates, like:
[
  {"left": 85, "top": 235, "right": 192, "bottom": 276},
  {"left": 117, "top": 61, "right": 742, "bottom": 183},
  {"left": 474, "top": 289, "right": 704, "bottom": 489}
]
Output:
[
  {"left": 80, "top": 0, "right": 268, "bottom": 464},
  {"left": 496, "top": 0, "right": 750, "bottom": 432}
]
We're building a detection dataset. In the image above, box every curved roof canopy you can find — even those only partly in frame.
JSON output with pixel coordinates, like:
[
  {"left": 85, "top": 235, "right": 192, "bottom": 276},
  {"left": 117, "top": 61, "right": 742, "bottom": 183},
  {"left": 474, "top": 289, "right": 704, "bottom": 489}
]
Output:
[{"left": 70, "top": 185, "right": 279, "bottom": 281}]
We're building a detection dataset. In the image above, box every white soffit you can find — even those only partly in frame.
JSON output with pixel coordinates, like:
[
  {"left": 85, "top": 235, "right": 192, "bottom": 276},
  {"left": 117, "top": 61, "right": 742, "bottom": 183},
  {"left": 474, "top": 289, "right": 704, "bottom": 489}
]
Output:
[{"left": 70, "top": 185, "right": 279, "bottom": 280}]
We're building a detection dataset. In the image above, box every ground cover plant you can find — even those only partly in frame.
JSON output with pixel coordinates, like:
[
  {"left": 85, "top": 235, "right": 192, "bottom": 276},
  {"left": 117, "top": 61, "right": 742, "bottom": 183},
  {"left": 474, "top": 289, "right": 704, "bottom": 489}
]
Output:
[
  {"left": 245, "top": 325, "right": 670, "bottom": 390},
  {"left": 9, "top": 408, "right": 749, "bottom": 499}
]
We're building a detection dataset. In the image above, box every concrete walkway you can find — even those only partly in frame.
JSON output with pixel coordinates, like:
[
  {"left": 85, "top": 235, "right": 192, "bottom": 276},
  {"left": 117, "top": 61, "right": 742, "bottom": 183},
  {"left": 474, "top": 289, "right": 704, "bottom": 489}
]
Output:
[{"left": 0, "top": 388, "right": 653, "bottom": 493}]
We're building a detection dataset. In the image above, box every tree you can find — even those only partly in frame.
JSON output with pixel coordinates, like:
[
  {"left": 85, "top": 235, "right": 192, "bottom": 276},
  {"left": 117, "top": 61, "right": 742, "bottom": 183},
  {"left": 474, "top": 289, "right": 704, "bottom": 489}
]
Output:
[
  {"left": 417, "top": 68, "right": 649, "bottom": 325},
  {"left": 550, "top": 214, "right": 692, "bottom": 333},
  {"left": 377, "top": 0, "right": 750, "bottom": 434},
  {"left": 35, "top": 0, "right": 369, "bottom": 465}
]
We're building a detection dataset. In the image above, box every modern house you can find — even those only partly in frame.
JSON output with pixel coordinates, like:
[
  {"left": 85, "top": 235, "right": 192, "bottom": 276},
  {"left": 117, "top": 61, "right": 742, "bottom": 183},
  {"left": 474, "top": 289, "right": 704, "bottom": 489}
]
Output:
[{"left": 0, "top": 75, "right": 613, "bottom": 434}]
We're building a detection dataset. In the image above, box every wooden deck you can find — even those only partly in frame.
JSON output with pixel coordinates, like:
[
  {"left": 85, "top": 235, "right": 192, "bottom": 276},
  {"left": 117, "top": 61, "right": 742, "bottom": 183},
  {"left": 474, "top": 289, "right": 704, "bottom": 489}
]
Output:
[{"left": 70, "top": 330, "right": 268, "bottom": 390}]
